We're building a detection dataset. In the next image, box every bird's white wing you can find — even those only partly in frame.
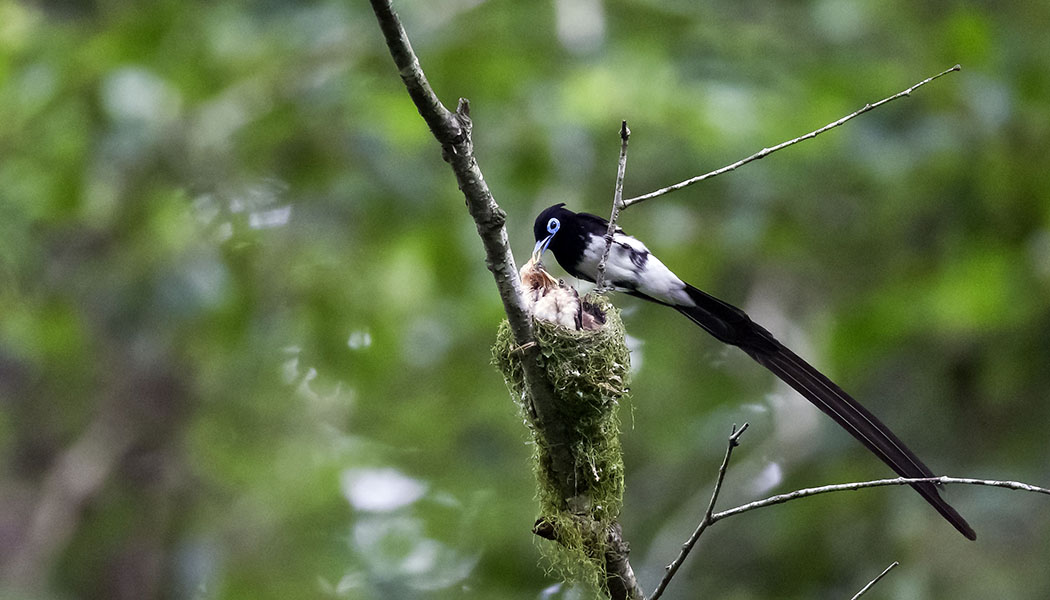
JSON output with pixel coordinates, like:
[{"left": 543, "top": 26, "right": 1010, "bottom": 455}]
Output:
[{"left": 579, "top": 233, "right": 694, "bottom": 306}]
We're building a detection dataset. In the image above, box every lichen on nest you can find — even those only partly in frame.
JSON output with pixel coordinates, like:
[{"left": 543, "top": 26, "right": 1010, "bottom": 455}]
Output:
[{"left": 492, "top": 295, "right": 631, "bottom": 593}]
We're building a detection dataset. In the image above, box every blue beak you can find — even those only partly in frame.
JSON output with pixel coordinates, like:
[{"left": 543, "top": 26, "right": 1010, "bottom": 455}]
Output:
[{"left": 533, "top": 235, "right": 553, "bottom": 261}]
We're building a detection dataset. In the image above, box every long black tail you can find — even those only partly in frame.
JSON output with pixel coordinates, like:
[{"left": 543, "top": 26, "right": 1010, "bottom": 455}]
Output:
[{"left": 668, "top": 284, "right": 976, "bottom": 540}]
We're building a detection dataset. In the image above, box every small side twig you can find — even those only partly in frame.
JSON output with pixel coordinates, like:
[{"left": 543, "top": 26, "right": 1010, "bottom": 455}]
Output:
[
  {"left": 595, "top": 120, "right": 631, "bottom": 293},
  {"left": 622, "top": 64, "right": 961, "bottom": 208},
  {"left": 850, "top": 561, "right": 899, "bottom": 600},
  {"left": 648, "top": 423, "right": 749, "bottom": 600}
]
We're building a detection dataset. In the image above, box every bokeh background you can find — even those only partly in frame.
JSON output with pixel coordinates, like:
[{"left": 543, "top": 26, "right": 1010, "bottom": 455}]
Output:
[{"left": 1, "top": 0, "right": 1049, "bottom": 598}]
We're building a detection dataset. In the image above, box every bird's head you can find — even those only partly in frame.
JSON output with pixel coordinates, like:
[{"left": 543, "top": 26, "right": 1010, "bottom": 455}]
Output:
[{"left": 532, "top": 203, "right": 573, "bottom": 261}]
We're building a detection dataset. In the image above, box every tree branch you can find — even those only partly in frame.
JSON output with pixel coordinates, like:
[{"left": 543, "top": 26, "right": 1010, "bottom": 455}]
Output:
[
  {"left": 369, "top": 0, "right": 579, "bottom": 481},
  {"left": 369, "top": 3, "right": 641, "bottom": 597},
  {"left": 369, "top": 0, "right": 460, "bottom": 145},
  {"left": 595, "top": 120, "right": 631, "bottom": 293},
  {"left": 622, "top": 64, "right": 961, "bottom": 208},
  {"left": 605, "top": 522, "right": 645, "bottom": 600}
]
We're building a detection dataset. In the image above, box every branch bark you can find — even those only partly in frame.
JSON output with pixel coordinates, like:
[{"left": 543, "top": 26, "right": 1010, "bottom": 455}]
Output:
[
  {"left": 369, "top": 2, "right": 641, "bottom": 597},
  {"left": 369, "top": 0, "right": 576, "bottom": 483},
  {"left": 1, "top": 410, "right": 137, "bottom": 586}
]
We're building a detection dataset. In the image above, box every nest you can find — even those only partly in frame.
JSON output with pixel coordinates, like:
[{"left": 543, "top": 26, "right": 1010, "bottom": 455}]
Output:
[{"left": 492, "top": 294, "right": 631, "bottom": 592}]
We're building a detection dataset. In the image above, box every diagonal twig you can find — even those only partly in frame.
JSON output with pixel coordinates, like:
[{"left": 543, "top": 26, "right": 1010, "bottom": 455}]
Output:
[
  {"left": 622, "top": 64, "right": 962, "bottom": 208},
  {"left": 850, "top": 561, "right": 899, "bottom": 600},
  {"left": 648, "top": 423, "right": 749, "bottom": 600}
]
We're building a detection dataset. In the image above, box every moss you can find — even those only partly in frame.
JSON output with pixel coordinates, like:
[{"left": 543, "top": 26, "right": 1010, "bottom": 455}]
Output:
[{"left": 492, "top": 296, "right": 631, "bottom": 593}]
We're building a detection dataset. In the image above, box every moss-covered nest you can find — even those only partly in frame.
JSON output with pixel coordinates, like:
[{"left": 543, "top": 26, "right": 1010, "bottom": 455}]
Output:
[{"left": 492, "top": 296, "right": 631, "bottom": 592}]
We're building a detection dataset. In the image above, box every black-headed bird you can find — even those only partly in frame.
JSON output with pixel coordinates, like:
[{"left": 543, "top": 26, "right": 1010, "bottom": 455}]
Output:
[{"left": 532, "top": 203, "right": 975, "bottom": 540}]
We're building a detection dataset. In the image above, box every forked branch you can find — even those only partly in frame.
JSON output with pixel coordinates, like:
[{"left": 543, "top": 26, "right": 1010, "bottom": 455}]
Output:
[
  {"left": 648, "top": 423, "right": 749, "bottom": 600},
  {"left": 650, "top": 427, "right": 1050, "bottom": 599}
]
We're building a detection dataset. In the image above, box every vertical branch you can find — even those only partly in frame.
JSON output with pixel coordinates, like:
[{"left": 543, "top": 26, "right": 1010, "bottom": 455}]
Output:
[
  {"left": 369, "top": 3, "right": 642, "bottom": 598},
  {"left": 605, "top": 523, "right": 645, "bottom": 600},
  {"left": 595, "top": 120, "right": 631, "bottom": 293}
]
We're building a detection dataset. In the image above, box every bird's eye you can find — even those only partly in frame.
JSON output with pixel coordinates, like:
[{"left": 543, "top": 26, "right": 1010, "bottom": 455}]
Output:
[{"left": 547, "top": 218, "right": 560, "bottom": 234}]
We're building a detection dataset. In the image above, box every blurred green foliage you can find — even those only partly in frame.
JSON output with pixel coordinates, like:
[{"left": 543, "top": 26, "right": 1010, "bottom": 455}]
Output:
[{"left": 0, "top": 0, "right": 1048, "bottom": 599}]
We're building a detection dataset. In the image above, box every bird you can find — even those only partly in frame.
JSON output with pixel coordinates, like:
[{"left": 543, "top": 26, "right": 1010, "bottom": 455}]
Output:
[{"left": 532, "top": 203, "right": 976, "bottom": 540}]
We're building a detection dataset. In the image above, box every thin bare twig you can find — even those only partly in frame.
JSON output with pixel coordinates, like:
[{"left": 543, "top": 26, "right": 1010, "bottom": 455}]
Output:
[
  {"left": 850, "top": 562, "right": 899, "bottom": 600},
  {"left": 712, "top": 475, "right": 1049, "bottom": 523},
  {"left": 595, "top": 120, "right": 631, "bottom": 293},
  {"left": 622, "top": 64, "right": 962, "bottom": 208},
  {"left": 648, "top": 423, "right": 749, "bottom": 600}
]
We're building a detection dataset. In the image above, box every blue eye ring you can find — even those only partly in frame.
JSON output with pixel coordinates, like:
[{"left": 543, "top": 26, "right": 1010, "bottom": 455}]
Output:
[{"left": 533, "top": 217, "right": 561, "bottom": 259}]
